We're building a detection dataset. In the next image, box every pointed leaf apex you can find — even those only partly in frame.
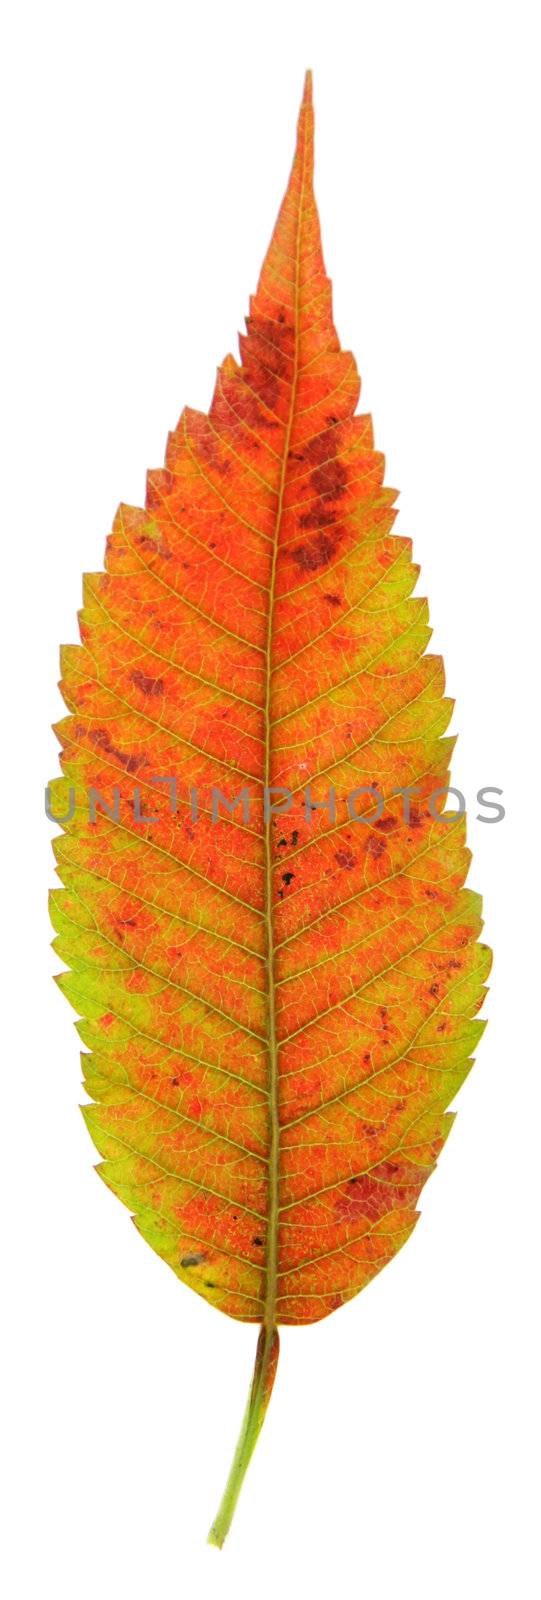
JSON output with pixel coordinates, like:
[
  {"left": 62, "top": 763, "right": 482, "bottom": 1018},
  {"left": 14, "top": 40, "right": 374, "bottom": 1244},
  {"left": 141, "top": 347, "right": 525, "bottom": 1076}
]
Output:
[{"left": 296, "top": 68, "right": 314, "bottom": 164}]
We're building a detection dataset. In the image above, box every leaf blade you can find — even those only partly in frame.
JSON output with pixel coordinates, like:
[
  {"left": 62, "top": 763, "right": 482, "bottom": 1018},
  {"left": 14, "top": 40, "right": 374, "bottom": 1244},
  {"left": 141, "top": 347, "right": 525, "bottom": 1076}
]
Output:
[{"left": 51, "top": 68, "right": 491, "bottom": 1536}]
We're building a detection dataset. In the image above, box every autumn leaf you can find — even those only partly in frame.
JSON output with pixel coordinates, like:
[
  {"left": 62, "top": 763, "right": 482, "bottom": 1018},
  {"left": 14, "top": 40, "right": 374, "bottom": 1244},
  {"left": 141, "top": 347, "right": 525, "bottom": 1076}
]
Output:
[{"left": 49, "top": 71, "right": 491, "bottom": 1545}]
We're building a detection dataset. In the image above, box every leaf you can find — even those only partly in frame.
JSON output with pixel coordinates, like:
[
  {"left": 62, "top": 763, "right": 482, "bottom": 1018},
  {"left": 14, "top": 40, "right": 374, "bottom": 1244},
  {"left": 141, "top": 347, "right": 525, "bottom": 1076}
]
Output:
[{"left": 49, "top": 71, "right": 491, "bottom": 1545}]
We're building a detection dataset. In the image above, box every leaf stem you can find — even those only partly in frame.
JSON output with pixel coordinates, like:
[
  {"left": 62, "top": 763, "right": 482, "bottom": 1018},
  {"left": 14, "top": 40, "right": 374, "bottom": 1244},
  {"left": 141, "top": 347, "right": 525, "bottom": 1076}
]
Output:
[{"left": 207, "top": 1324, "right": 279, "bottom": 1548}]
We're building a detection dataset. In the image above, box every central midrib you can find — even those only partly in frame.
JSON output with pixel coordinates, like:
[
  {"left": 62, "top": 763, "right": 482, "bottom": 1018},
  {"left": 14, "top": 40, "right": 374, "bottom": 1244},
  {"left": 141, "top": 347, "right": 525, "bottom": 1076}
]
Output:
[{"left": 262, "top": 135, "right": 308, "bottom": 1334}]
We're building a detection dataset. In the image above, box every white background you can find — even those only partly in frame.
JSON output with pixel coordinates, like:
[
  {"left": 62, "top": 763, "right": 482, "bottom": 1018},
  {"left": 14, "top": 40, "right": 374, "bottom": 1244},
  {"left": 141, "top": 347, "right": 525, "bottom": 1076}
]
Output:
[{"left": 1, "top": 2, "right": 540, "bottom": 1596}]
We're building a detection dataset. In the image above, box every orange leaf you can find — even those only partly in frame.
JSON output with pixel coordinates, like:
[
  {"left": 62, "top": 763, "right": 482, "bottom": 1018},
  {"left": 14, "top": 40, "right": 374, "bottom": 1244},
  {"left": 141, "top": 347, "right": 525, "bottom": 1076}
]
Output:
[{"left": 49, "top": 71, "right": 491, "bottom": 1545}]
